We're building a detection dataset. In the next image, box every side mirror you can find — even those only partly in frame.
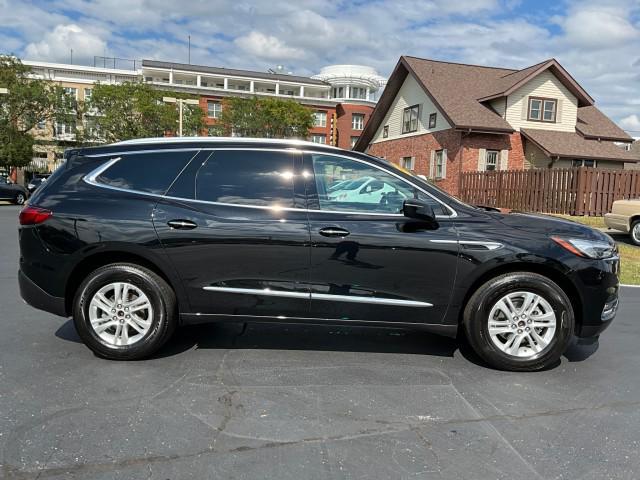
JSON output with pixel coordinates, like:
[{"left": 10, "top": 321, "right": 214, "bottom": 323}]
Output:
[{"left": 403, "top": 198, "right": 436, "bottom": 221}]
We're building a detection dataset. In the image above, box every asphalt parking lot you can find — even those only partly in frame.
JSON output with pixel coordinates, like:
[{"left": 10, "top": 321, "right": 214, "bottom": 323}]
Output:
[{"left": 1, "top": 204, "right": 639, "bottom": 479}]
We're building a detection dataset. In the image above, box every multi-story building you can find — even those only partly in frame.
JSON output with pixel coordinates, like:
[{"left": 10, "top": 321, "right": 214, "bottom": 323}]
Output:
[
  {"left": 19, "top": 59, "right": 386, "bottom": 174},
  {"left": 141, "top": 60, "right": 386, "bottom": 150},
  {"left": 23, "top": 61, "right": 139, "bottom": 173}
]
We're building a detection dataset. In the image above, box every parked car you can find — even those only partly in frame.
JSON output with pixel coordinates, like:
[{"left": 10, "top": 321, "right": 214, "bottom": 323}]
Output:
[
  {"left": 27, "top": 174, "right": 50, "bottom": 194},
  {"left": 328, "top": 176, "right": 407, "bottom": 205},
  {"left": 605, "top": 199, "right": 640, "bottom": 246},
  {"left": 18, "top": 138, "right": 620, "bottom": 371},
  {"left": 0, "top": 176, "right": 28, "bottom": 205}
]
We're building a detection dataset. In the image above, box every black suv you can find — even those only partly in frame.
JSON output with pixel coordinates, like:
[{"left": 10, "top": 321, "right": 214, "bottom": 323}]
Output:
[
  {"left": 18, "top": 138, "right": 620, "bottom": 371},
  {"left": 0, "top": 176, "right": 28, "bottom": 205}
]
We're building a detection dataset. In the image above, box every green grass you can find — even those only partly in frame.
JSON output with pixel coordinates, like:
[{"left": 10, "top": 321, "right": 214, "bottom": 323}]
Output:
[
  {"left": 552, "top": 214, "right": 606, "bottom": 229},
  {"left": 551, "top": 215, "right": 640, "bottom": 285}
]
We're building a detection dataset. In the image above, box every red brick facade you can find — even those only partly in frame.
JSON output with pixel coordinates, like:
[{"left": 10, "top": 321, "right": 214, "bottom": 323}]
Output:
[{"left": 368, "top": 130, "right": 525, "bottom": 196}]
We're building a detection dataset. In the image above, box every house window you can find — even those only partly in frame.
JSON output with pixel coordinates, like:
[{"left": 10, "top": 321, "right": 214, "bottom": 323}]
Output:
[
  {"left": 572, "top": 159, "right": 597, "bottom": 168},
  {"left": 84, "top": 88, "right": 92, "bottom": 101},
  {"left": 311, "top": 134, "right": 326, "bottom": 144},
  {"left": 55, "top": 120, "right": 76, "bottom": 136},
  {"left": 352, "top": 113, "right": 365, "bottom": 130},
  {"left": 207, "top": 101, "right": 222, "bottom": 119},
  {"left": 528, "top": 97, "right": 557, "bottom": 122},
  {"left": 400, "top": 156, "right": 415, "bottom": 171},
  {"left": 402, "top": 105, "right": 420, "bottom": 134},
  {"left": 382, "top": 125, "right": 389, "bottom": 138},
  {"left": 435, "top": 150, "right": 445, "bottom": 179},
  {"left": 332, "top": 86, "right": 344, "bottom": 98},
  {"left": 350, "top": 136, "right": 360, "bottom": 148},
  {"left": 313, "top": 111, "right": 327, "bottom": 127},
  {"left": 485, "top": 150, "right": 499, "bottom": 171},
  {"left": 429, "top": 113, "right": 437, "bottom": 129},
  {"left": 63, "top": 87, "right": 77, "bottom": 99}
]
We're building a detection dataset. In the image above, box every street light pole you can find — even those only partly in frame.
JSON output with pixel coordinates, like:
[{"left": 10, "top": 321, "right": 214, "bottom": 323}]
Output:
[{"left": 162, "top": 97, "right": 200, "bottom": 137}]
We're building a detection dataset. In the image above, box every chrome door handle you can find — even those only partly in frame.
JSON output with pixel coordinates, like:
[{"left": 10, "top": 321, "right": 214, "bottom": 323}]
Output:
[
  {"left": 167, "top": 219, "right": 198, "bottom": 230},
  {"left": 319, "top": 227, "right": 350, "bottom": 237}
]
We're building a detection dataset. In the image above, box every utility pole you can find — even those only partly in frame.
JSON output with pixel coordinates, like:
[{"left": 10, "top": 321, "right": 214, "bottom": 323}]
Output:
[
  {"left": 70, "top": 48, "right": 73, "bottom": 65},
  {"left": 188, "top": 35, "right": 191, "bottom": 64}
]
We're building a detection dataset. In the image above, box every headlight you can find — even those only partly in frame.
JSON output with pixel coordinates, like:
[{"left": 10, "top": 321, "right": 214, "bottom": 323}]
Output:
[{"left": 551, "top": 236, "right": 617, "bottom": 259}]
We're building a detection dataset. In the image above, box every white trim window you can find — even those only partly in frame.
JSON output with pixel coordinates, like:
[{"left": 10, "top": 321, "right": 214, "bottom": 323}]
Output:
[
  {"left": 313, "top": 111, "right": 327, "bottom": 127},
  {"left": 400, "top": 156, "right": 415, "bottom": 171},
  {"left": 311, "top": 134, "right": 326, "bottom": 144},
  {"left": 207, "top": 101, "right": 222, "bottom": 119},
  {"left": 429, "top": 149, "right": 447, "bottom": 179},
  {"left": 352, "top": 113, "right": 365, "bottom": 130},
  {"left": 485, "top": 150, "right": 499, "bottom": 171},
  {"left": 402, "top": 105, "right": 420, "bottom": 134},
  {"left": 63, "top": 87, "right": 78, "bottom": 99},
  {"left": 572, "top": 159, "right": 597, "bottom": 168}
]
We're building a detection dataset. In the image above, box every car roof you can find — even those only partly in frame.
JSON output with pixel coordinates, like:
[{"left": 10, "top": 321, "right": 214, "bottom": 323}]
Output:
[{"left": 74, "top": 136, "right": 341, "bottom": 157}]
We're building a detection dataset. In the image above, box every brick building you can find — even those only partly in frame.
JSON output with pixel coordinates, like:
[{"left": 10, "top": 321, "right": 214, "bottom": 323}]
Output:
[{"left": 354, "top": 56, "right": 636, "bottom": 196}]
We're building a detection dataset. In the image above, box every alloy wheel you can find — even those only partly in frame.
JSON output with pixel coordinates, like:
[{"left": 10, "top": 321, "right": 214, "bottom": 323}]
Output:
[
  {"left": 487, "top": 291, "right": 557, "bottom": 358},
  {"left": 88, "top": 282, "right": 154, "bottom": 347},
  {"left": 632, "top": 223, "right": 640, "bottom": 244},
  {"left": 15, "top": 193, "right": 25, "bottom": 205}
]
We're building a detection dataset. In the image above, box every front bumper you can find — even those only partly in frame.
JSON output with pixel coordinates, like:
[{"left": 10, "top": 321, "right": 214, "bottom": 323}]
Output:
[{"left": 19, "top": 269, "right": 67, "bottom": 317}]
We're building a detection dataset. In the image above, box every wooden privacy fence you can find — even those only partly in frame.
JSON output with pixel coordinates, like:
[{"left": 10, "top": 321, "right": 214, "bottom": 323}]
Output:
[{"left": 459, "top": 167, "right": 640, "bottom": 216}]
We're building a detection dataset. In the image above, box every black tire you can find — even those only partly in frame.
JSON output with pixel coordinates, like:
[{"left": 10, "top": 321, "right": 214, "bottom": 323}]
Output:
[
  {"left": 73, "top": 263, "right": 177, "bottom": 360},
  {"left": 14, "top": 192, "right": 26, "bottom": 205},
  {"left": 463, "top": 272, "right": 574, "bottom": 372},
  {"left": 630, "top": 219, "right": 640, "bottom": 247}
]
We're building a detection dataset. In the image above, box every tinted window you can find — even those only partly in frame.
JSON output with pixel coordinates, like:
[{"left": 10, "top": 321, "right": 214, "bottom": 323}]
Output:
[
  {"left": 195, "top": 150, "right": 294, "bottom": 207},
  {"left": 311, "top": 154, "right": 447, "bottom": 215},
  {"left": 97, "top": 151, "right": 196, "bottom": 194}
]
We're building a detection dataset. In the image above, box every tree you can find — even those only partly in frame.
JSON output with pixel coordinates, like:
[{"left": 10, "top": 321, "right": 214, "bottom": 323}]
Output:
[
  {"left": 0, "top": 55, "right": 68, "bottom": 169},
  {"left": 86, "top": 82, "right": 205, "bottom": 143},
  {"left": 212, "top": 96, "right": 315, "bottom": 139}
]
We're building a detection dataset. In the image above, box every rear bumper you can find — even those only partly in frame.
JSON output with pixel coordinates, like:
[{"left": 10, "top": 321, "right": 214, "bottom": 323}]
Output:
[{"left": 19, "top": 269, "right": 67, "bottom": 317}]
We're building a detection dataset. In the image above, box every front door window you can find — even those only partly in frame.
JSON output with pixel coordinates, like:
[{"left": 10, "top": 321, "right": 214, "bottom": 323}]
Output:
[{"left": 310, "top": 154, "right": 447, "bottom": 215}]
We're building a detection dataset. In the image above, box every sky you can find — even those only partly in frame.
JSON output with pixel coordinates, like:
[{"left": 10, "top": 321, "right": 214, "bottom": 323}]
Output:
[{"left": 1, "top": 0, "right": 639, "bottom": 135}]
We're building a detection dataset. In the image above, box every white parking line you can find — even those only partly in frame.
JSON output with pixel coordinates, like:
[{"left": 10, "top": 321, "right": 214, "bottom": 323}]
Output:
[{"left": 621, "top": 284, "right": 640, "bottom": 288}]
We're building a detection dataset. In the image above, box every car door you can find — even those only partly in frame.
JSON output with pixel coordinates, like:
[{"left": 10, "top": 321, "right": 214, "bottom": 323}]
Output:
[
  {"left": 153, "top": 148, "right": 311, "bottom": 319},
  {"left": 303, "top": 152, "right": 459, "bottom": 325},
  {"left": 0, "top": 177, "right": 11, "bottom": 199}
]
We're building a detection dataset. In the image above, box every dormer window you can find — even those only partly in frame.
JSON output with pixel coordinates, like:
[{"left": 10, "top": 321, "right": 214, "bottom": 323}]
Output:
[{"left": 528, "top": 97, "right": 557, "bottom": 122}]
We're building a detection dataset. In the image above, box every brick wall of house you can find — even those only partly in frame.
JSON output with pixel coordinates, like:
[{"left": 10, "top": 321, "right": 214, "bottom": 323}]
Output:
[{"left": 368, "top": 130, "right": 526, "bottom": 196}]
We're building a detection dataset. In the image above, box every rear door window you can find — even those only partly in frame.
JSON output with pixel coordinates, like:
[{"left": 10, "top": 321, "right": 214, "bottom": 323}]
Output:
[
  {"left": 194, "top": 150, "right": 295, "bottom": 207},
  {"left": 96, "top": 150, "right": 197, "bottom": 195}
]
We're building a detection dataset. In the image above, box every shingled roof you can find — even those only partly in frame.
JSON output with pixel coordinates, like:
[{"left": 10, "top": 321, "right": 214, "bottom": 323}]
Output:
[
  {"left": 355, "top": 55, "right": 629, "bottom": 151},
  {"left": 521, "top": 129, "right": 638, "bottom": 162}
]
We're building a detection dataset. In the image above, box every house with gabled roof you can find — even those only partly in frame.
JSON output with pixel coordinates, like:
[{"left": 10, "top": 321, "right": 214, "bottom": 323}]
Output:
[{"left": 354, "top": 56, "right": 637, "bottom": 196}]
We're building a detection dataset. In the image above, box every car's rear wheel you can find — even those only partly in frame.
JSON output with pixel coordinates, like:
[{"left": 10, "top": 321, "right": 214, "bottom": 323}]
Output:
[
  {"left": 73, "top": 263, "right": 177, "bottom": 360},
  {"left": 463, "top": 272, "right": 574, "bottom": 371},
  {"left": 14, "top": 192, "right": 26, "bottom": 205},
  {"left": 630, "top": 219, "right": 640, "bottom": 247}
]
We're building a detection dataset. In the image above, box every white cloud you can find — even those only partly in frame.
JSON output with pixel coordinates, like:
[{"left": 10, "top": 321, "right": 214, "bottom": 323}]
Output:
[
  {"left": 24, "top": 24, "right": 106, "bottom": 64},
  {"left": 620, "top": 114, "right": 640, "bottom": 132},
  {"left": 560, "top": 6, "right": 640, "bottom": 49},
  {"left": 234, "top": 31, "right": 305, "bottom": 61}
]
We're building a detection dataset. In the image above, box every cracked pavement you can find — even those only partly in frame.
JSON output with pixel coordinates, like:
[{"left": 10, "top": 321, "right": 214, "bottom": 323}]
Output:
[{"left": 1, "top": 205, "right": 639, "bottom": 479}]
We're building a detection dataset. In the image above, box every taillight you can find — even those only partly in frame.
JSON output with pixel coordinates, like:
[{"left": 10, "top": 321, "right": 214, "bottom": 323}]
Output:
[{"left": 19, "top": 206, "right": 52, "bottom": 225}]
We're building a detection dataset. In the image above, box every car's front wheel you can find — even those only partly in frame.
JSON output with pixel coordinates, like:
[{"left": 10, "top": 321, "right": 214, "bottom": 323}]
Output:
[
  {"left": 73, "top": 263, "right": 177, "bottom": 360},
  {"left": 14, "top": 192, "right": 26, "bottom": 205},
  {"left": 630, "top": 219, "right": 640, "bottom": 247},
  {"left": 463, "top": 272, "right": 574, "bottom": 371}
]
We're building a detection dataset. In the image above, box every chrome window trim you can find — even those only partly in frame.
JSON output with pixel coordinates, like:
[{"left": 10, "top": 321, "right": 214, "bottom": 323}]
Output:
[
  {"left": 203, "top": 286, "right": 433, "bottom": 307},
  {"left": 82, "top": 147, "right": 457, "bottom": 219},
  {"left": 429, "top": 239, "right": 503, "bottom": 250}
]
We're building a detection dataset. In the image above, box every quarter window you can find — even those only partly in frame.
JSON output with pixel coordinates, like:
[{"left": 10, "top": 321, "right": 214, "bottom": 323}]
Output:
[
  {"left": 310, "top": 154, "right": 446, "bottom": 215},
  {"left": 96, "top": 151, "right": 196, "bottom": 194},
  {"left": 402, "top": 105, "right": 420, "bottom": 134},
  {"left": 195, "top": 150, "right": 295, "bottom": 207}
]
